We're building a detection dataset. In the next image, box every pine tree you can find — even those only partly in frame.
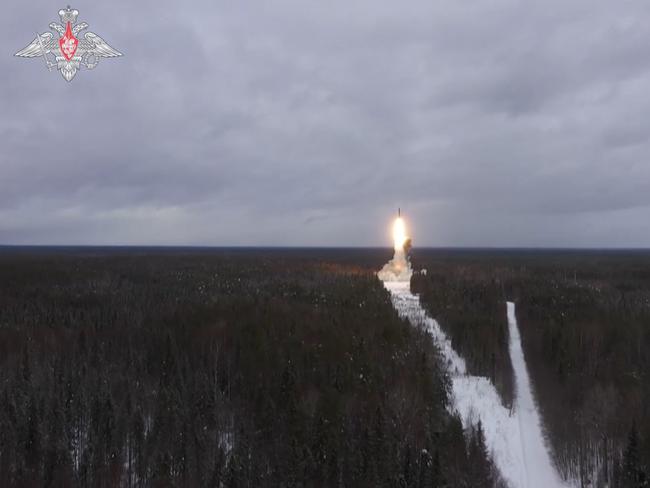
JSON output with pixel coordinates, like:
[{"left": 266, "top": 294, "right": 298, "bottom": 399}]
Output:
[
  {"left": 44, "top": 398, "right": 72, "bottom": 486},
  {"left": 441, "top": 415, "right": 468, "bottom": 486},
  {"left": 621, "top": 424, "right": 647, "bottom": 488},
  {"left": 25, "top": 397, "right": 41, "bottom": 478},
  {"left": 468, "top": 421, "right": 493, "bottom": 487},
  {"left": 402, "top": 442, "right": 413, "bottom": 487},
  {"left": 418, "top": 448, "right": 434, "bottom": 488}
]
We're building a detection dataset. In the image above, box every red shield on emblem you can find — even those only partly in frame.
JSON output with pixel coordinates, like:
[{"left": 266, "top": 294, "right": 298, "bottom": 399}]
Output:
[{"left": 59, "top": 22, "right": 78, "bottom": 60}]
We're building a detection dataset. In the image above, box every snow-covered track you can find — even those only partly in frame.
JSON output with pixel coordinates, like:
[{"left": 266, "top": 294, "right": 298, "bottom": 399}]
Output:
[{"left": 383, "top": 281, "right": 567, "bottom": 488}]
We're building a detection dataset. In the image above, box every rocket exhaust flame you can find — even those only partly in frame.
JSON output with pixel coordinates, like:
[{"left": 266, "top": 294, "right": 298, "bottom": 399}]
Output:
[{"left": 393, "top": 216, "right": 407, "bottom": 252}]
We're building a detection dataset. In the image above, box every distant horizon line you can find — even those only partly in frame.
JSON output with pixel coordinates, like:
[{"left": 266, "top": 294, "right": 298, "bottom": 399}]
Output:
[{"left": 1, "top": 244, "right": 650, "bottom": 251}]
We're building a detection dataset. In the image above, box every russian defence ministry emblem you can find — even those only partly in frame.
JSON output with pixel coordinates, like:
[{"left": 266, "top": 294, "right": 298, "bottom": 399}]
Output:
[{"left": 15, "top": 6, "right": 122, "bottom": 82}]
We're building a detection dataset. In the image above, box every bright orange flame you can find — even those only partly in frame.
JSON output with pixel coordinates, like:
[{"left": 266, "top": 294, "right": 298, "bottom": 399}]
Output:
[{"left": 393, "top": 217, "right": 407, "bottom": 251}]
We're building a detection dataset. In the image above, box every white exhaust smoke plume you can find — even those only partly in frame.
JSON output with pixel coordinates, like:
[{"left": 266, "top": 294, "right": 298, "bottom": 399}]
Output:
[{"left": 377, "top": 216, "right": 412, "bottom": 282}]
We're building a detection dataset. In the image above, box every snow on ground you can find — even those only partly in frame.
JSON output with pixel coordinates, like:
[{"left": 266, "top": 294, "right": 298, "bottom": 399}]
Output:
[
  {"left": 386, "top": 281, "right": 466, "bottom": 375},
  {"left": 506, "top": 302, "right": 566, "bottom": 488},
  {"left": 382, "top": 279, "right": 568, "bottom": 488}
]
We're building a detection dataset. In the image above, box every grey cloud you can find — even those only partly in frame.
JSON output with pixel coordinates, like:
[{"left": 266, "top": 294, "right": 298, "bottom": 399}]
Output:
[{"left": 2, "top": 0, "right": 650, "bottom": 246}]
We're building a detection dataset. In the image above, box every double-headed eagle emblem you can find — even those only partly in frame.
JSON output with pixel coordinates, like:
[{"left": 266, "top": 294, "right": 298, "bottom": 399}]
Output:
[{"left": 15, "top": 6, "right": 122, "bottom": 82}]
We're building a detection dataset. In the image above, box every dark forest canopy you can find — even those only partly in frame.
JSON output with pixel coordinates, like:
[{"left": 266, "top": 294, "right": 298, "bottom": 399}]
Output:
[
  {"left": 0, "top": 248, "right": 499, "bottom": 487},
  {"left": 3, "top": 246, "right": 649, "bottom": 487},
  {"left": 411, "top": 248, "right": 650, "bottom": 488}
]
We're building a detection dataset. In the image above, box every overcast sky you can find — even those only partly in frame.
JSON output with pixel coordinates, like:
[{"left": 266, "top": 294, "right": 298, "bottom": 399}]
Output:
[{"left": 2, "top": 1, "right": 650, "bottom": 247}]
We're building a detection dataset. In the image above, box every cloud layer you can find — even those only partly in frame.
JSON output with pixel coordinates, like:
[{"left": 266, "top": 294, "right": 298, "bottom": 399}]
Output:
[{"left": 2, "top": 0, "right": 650, "bottom": 246}]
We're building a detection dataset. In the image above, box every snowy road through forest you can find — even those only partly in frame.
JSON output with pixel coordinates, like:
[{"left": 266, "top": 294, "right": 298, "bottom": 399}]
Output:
[{"left": 383, "top": 281, "right": 566, "bottom": 488}]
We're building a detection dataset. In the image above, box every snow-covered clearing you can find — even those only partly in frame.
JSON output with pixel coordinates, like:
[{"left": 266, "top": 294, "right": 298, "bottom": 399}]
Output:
[{"left": 383, "top": 280, "right": 567, "bottom": 488}]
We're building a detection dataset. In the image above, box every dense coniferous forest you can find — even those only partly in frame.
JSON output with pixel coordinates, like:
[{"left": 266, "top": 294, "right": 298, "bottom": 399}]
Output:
[
  {"left": 0, "top": 248, "right": 499, "bottom": 487},
  {"left": 409, "top": 257, "right": 515, "bottom": 407},
  {"left": 411, "top": 249, "right": 650, "bottom": 488}
]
